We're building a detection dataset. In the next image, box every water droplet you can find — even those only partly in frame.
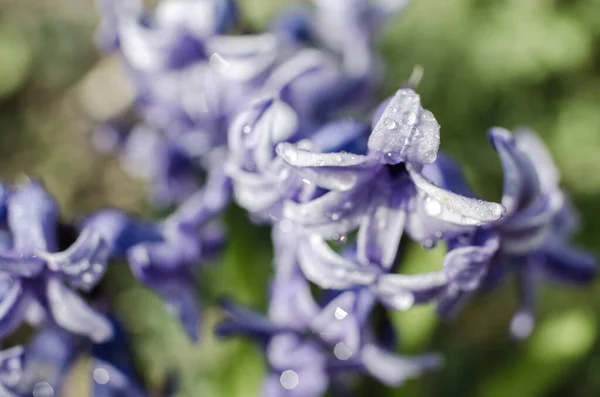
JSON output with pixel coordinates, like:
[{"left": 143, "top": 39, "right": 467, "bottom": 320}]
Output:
[
  {"left": 301, "top": 178, "right": 311, "bottom": 185},
  {"left": 82, "top": 273, "right": 94, "bottom": 285},
  {"left": 402, "top": 111, "right": 417, "bottom": 125},
  {"left": 93, "top": 367, "right": 110, "bottom": 384},
  {"left": 334, "top": 154, "right": 343, "bottom": 163},
  {"left": 383, "top": 117, "right": 398, "bottom": 130},
  {"left": 92, "top": 263, "right": 104, "bottom": 273},
  {"left": 334, "top": 342, "right": 353, "bottom": 360},
  {"left": 343, "top": 201, "right": 353, "bottom": 209},
  {"left": 331, "top": 232, "right": 340, "bottom": 241},
  {"left": 209, "top": 53, "right": 230, "bottom": 74},
  {"left": 331, "top": 213, "right": 340, "bottom": 221},
  {"left": 280, "top": 370, "right": 299, "bottom": 390},
  {"left": 435, "top": 231, "right": 443, "bottom": 239},
  {"left": 243, "top": 125, "right": 252, "bottom": 134},
  {"left": 334, "top": 307, "right": 348, "bottom": 320},
  {"left": 422, "top": 239, "right": 435, "bottom": 249},
  {"left": 33, "top": 382, "right": 54, "bottom": 397},
  {"left": 424, "top": 196, "right": 442, "bottom": 216},
  {"left": 391, "top": 292, "right": 414, "bottom": 311}
]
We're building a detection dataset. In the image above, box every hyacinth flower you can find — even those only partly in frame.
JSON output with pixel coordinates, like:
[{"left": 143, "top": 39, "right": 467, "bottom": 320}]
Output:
[
  {"left": 216, "top": 227, "right": 441, "bottom": 397},
  {"left": 456, "top": 128, "right": 596, "bottom": 338},
  {"left": 276, "top": 87, "right": 505, "bottom": 245},
  {"left": 85, "top": 163, "right": 230, "bottom": 341},
  {"left": 227, "top": 93, "right": 370, "bottom": 223},
  {"left": 0, "top": 180, "right": 112, "bottom": 342},
  {"left": 0, "top": 345, "right": 24, "bottom": 397}
]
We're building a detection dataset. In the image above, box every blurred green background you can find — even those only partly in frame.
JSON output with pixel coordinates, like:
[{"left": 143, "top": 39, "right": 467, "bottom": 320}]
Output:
[{"left": 1, "top": 0, "right": 600, "bottom": 396}]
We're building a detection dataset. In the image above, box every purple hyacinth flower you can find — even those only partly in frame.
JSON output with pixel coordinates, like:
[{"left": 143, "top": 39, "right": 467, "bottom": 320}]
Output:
[
  {"left": 0, "top": 181, "right": 112, "bottom": 342},
  {"left": 216, "top": 228, "right": 441, "bottom": 396},
  {"left": 276, "top": 88, "right": 505, "bottom": 247},
  {"left": 481, "top": 128, "right": 596, "bottom": 338},
  {"left": 0, "top": 345, "right": 24, "bottom": 397},
  {"left": 86, "top": 165, "right": 229, "bottom": 341}
]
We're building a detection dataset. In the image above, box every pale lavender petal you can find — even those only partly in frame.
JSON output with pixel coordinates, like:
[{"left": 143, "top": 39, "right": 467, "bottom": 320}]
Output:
[
  {"left": 361, "top": 344, "right": 443, "bottom": 386},
  {"left": 276, "top": 142, "right": 370, "bottom": 191},
  {"left": 367, "top": 88, "right": 440, "bottom": 165},
  {"left": 408, "top": 164, "right": 506, "bottom": 226},
  {"left": 297, "top": 234, "right": 378, "bottom": 290},
  {"left": 514, "top": 129, "right": 559, "bottom": 194},
  {"left": 46, "top": 278, "right": 113, "bottom": 342},
  {"left": 0, "top": 254, "right": 45, "bottom": 278},
  {"left": 0, "top": 279, "right": 30, "bottom": 339},
  {"left": 283, "top": 189, "right": 370, "bottom": 237},
  {"left": 374, "top": 271, "right": 448, "bottom": 310},
  {"left": 541, "top": 242, "right": 596, "bottom": 285},
  {"left": 443, "top": 233, "right": 499, "bottom": 290},
  {"left": 356, "top": 191, "right": 407, "bottom": 269}
]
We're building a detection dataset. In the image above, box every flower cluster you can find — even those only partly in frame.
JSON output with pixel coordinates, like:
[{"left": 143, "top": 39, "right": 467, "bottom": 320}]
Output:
[{"left": 0, "top": 0, "right": 594, "bottom": 396}]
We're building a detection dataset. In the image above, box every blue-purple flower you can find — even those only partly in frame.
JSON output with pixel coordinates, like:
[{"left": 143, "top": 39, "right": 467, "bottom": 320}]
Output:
[
  {"left": 0, "top": 181, "right": 112, "bottom": 342},
  {"left": 0, "top": 345, "right": 24, "bottom": 397},
  {"left": 217, "top": 227, "right": 441, "bottom": 396},
  {"left": 86, "top": 163, "right": 229, "bottom": 340}
]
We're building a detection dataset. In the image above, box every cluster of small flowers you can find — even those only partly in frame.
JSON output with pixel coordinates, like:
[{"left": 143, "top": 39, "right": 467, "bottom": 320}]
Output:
[{"left": 0, "top": 0, "right": 595, "bottom": 396}]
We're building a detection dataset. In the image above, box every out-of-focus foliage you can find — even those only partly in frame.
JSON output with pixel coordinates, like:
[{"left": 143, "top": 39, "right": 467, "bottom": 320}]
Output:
[{"left": 1, "top": 0, "right": 600, "bottom": 396}]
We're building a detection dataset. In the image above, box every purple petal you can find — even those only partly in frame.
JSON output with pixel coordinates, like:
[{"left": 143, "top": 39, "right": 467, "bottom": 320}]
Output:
[
  {"left": 216, "top": 299, "right": 279, "bottom": 340},
  {"left": 297, "top": 234, "right": 378, "bottom": 290},
  {"left": 541, "top": 242, "right": 596, "bottom": 285},
  {"left": 356, "top": 188, "right": 407, "bottom": 269},
  {"left": 0, "top": 346, "right": 24, "bottom": 388},
  {"left": 46, "top": 278, "right": 112, "bottom": 342},
  {"left": 262, "top": 365, "right": 328, "bottom": 397},
  {"left": 360, "top": 344, "right": 442, "bottom": 386},
  {"left": 0, "top": 278, "right": 30, "bottom": 339},
  {"left": 367, "top": 89, "right": 440, "bottom": 165},
  {"left": 153, "top": 276, "right": 201, "bottom": 341},
  {"left": 0, "top": 253, "right": 45, "bottom": 278},
  {"left": 514, "top": 129, "right": 559, "bottom": 194},
  {"left": 488, "top": 128, "right": 540, "bottom": 214},
  {"left": 269, "top": 275, "right": 320, "bottom": 330},
  {"left": 283, "top": 189, "right": 371, "bottom": 238},
  {"left": 7, "top": 181, "right": 59, "bottom": 254},
  {"left": 408, "top": 164, "right": 506, "bottom": 226},
  {"left": 276, "top": 142, "right": 371, "bottom": 191},
  {"left": 374, "top": 271, "right": 448, "bottom": 310},
  {"left": 443, "top": 233, "right": 499, "bottom": 291},
  {"left": 43, "top": 227, "right": 110, "bottom": 291}
]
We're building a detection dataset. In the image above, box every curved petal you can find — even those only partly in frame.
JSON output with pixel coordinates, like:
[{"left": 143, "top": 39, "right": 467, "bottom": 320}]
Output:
[
  {"left": 283, "top": 189, "right": 371, "bottom": 238},
  {"left": 7, "top": 181, "right": 60, "bottom": 253},
  {"left": 297, "top": 235, "right": 378, "bottom": 290},
  {"left": 0, "top": 253, "right": 45, "bottom": 278},
  {"left": 43, "top": 227, "right": 110, "bottom": 291},
  {"left": 0, "top": 279, "right": 29, "bottom": 339},
  {"left": 360, "top": 344, "right": 442, "bottom": 386},
  {"left": 216, "top": 299, "right": 279, "bottom": 341},
  {"left": 443, "top": 233, "right": 499, "bottom": 291},
  {"left": 367, "top": 88, "right": 440, "bottom": 165},
  {"left": 356, "top": 188, "right": 407, "bottom": 269},
  {"left": 408, "top": 164, "right": 505, "bottom": 226},
  {"left": 276, "top": 142, "right": 371, "bottom": 191},
  {"left": 153, "top": 275, "right": 201, "bottom": 341},
  {"left": 514, "top": 129, "right": 559, "bottom": 194},
  {"left": 205, "top": 34, "right": 278, "bottom": 82},
  {"left": 374, "top": 271, "right": 448, "bottom": 310},
  {"left": 488, "top": 128, "right": 540, "bottom": 214},
  {"left": 541, "top": 242, "right": 596, "bottom": 285},
  {"left": 46, "top": 278, "right": 113, "bottom": 342}
]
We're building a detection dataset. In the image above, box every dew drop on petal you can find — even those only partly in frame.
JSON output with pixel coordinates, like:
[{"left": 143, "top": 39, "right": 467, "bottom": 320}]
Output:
[
  {"left": 391, "top": 292, "right": 414, "bottom": 311},
  {"left": 33, "top": 382, "right": 54, "bottom": 397},
  {"left": 280, "top": 370, "right": 299, "bottom": 390},
  {"left": 82, "top": 273, "right": 94, "bottom": 285},
  {"left": 243, "top": 125, "right": 252, "bottom": 134},
  {"left": 424, "top": 196, "right": 442, "bottom": 216},
  {"left": 402, "top": 111, "right": 417, "bottom": 125},
  {"left": 334, "top": 306, "right": 348, "bottom": 320},
  {"left": 334, "top": 342, "right": 353, "bottom": 360},
  {"left": 331, "top": 213, "right": 340, "bottom": 221},
  {"left": 93, "top": 367, "right": 110, "bottom": 385},
  {"left": 383, "top": 117, "right": 398, "bottom": 130}
]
